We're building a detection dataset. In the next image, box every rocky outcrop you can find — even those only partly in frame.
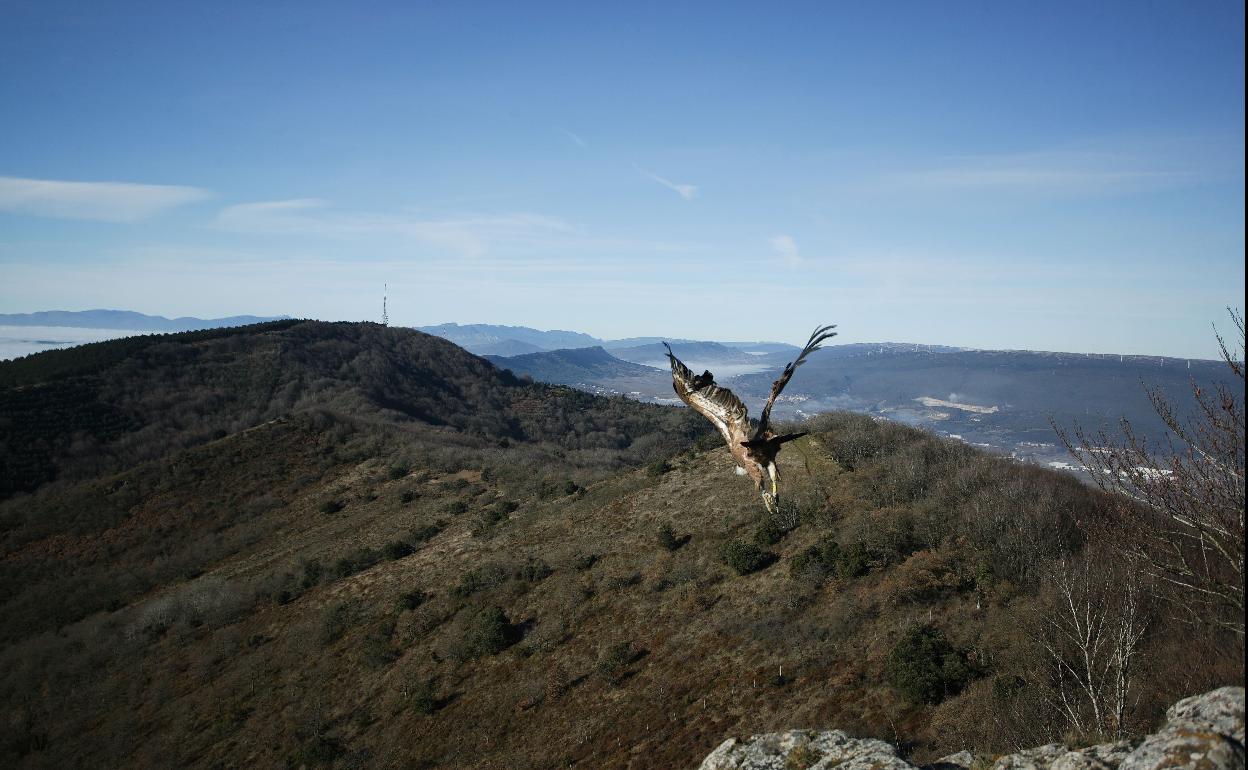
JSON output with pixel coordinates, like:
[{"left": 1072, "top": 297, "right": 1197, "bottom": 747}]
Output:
[
  {"left": 697, "top": 730, "right": 913, "bottom": 770},
  {"left": 1117, "top": 687, "right": 1244, "bottom": 770},
  {"left": 697, "top": 687, "right": 1245, "bottom": 770}
]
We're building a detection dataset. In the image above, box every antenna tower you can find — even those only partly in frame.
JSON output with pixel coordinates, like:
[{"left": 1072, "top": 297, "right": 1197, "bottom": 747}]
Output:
[{"left": 382, "top": 283, "right": 389, "bottom": 327}]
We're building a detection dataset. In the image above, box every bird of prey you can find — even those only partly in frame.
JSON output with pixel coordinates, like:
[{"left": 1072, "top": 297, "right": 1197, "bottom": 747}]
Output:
[{"left": 663, "top": 325, "right": 837, "bottom": 513}]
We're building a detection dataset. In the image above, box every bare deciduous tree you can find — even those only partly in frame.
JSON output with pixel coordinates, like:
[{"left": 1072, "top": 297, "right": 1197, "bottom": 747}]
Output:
[
  {"left": 1036, "top": 556, "right": 1149, "bottom": 739},
  {"left": 1056, "top": 309, "right": 1245, "bottom": 637}
]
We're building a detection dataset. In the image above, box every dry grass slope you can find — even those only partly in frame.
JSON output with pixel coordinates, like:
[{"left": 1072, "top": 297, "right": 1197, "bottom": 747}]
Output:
[{"left": 0, "top": 325, "right": 1241, "bottom": 769}]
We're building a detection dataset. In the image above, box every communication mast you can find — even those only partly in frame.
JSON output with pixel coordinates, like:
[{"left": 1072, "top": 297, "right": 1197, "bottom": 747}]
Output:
[{"left": 382, "top": 283, "right": 389, "bottom": 327}]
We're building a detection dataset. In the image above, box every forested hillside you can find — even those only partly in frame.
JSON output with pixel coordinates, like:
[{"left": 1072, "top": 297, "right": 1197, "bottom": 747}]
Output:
[
  {"left": 0, "top": 322, "right": 1241, "bottom": 769},
  {"left": 0, "top": 321, "right": 705, "bottom": 498}
]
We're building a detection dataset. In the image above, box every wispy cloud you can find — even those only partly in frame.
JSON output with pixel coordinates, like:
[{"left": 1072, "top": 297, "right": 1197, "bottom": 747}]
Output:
[
  {"left": 217, "top": 199, "right": 576, "bottom": 258},
  {"left": 633, "top": 164, "right": 698, "bottom": 200},
  {"left": 0, "top": 176, "right": 210, "bottom": 222},
  {"left": 556, "top": 126, "right": 586, "bottom": 148},
  {"left": 770, "top": 234, "right": 801, "bottom": 267},
  {"left": 884, "top": 150, "right": 1199, "bottom": 195},
  {"left": 216, "top": 198, "right": 329, "bottom": 231}
]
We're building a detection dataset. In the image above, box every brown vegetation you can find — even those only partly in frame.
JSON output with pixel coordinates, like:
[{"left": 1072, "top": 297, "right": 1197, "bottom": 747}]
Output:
[{"left": 0, "top": 322, "right": 1241, "bottom": 768}]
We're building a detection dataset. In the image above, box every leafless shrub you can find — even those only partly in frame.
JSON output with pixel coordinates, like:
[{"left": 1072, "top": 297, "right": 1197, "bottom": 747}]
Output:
[
  {"left": 124, "top": 576, "right": 251, "bottom": 641},
  {"left": 1057, "top": 309, "right": 1244, "bottom": 636},
  {"left": 1032, "top": 554, "right": 1149, "bottom": 740}
]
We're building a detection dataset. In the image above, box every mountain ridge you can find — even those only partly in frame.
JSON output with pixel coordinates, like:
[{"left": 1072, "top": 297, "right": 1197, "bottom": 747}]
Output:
[
  {"left": 484, "top": 345, "right": 658, "bottom": 384},
  {"left": 0, "top": 309, "right": 291, "bottom": 331},
  {"left": 0, "top": 320, "right": 1239, "bottom": 768}
]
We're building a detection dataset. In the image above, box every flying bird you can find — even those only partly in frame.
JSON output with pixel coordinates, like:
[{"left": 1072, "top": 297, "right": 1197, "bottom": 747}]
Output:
[{"left": 663, "top": 325, "right": 837, "bottom": 513}]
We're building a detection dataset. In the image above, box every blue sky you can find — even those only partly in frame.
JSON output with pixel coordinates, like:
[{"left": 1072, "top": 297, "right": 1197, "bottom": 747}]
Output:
[{"left": 1, "top": 1, "right": 1243, "bottom": 358}]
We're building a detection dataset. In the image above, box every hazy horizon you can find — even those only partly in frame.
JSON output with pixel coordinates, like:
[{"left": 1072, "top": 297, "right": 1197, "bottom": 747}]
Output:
[
  {"left": 2, "top": 2, "right": 1243, "bottom": 359},
  {"left": 0, "top": 313, "right": 1236, "bottom": 364}
]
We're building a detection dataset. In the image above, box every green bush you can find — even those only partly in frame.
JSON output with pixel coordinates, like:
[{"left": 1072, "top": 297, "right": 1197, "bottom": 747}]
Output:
[
  {"left": 462, "top": 606, "right": 518, "bottom": 658},
  {"left": 657, "top": 524, "right": 681, "bottom": 551},
  {"left": 515, "top": 557, "right": 553, "bottom": 583},
  {"left": 410, "top": 523, "right": 443, "bottom": 543},
  {"left": 646, "top": 459, "right": 671, "bottom": 477},
  {"left": 788, "top": 537, "right": 868, "bottom": 582},
  {"left": 790, "top": 539, "right": 838, "bottom": 581},
  {"left": 299, "top": 558, "right": 324, "bottom": 589},
  {"left": 333, "top": 547, "right": 381, "bottom": 579},
  {"left": 597, "top": 641, "right": 638, "bottom": 683},
  {"left": 397, "top": 590, "right": 427, "bottom": 611},
  {"left": 408, "top": 677, "right": 438, "bottom": 715},
  {"left": 387, "top": 465, "right": 409, "bottom": 480},
  {"left": 473, "top": 507, "right": 507, "bottom": 534},
  {"left": 452, "top": 563, "right": 509, "bottom": 599},
  {"left": 835, "top": 542, "right": 869, "bottom": 579},
  {"left": 885, "top": 624, "right": 975, "bottom": 705},
  {"left": 754, "top": 519, "right": 786, "bottom": 546},
  {"left": 721, "top": 540, "right": 774, "bottom": 575},
  {"left": 319, "top": 499, "right": 344, "bottom": 515},
  {"left": 382, "top": 540, "right": 415, "bottom": 560}
]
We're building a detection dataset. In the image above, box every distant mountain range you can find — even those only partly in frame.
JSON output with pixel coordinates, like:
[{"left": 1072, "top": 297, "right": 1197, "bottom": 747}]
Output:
[
  {"left": 7, "top": 313, "right": 1231, "bottom": 470},
  {"left": 482, "top": 333, "right": 1234, "bottom": 469},
  {"left": 415, "top": 322, "right": 799, "bottom": 361},
  {"left": 0, "top": 309, "right": 291, "bottom": 332},
  {"left": 607, "top": 341, "right": 764, "bottom": 367},
  {"left": 416, "top": 323, "right": 600, "bottom": 355}
]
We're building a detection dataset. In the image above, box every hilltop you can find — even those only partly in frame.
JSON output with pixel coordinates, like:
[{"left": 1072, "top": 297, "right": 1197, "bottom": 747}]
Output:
[
  {"left": 0, "top": 321, "right": 702, "bottom": 499},
  {"left": 0, "top": 322, "right": 1240, "bottom": 768}
]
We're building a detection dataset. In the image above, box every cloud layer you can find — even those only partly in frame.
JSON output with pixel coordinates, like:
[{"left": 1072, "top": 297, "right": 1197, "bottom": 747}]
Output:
[{"left": 0, "top": 176, "right": 209, "bottom": 222}]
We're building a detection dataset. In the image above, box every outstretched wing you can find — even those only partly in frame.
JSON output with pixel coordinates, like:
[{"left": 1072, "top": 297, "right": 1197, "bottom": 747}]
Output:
[
  {"left": 754, "top": 324, "right": 837, "bottom": 439},
  {"left": 663, "top": 342, "right": 751, "bottom": 446}
]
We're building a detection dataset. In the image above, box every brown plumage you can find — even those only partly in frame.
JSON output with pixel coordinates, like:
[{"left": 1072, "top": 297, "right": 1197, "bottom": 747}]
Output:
[{"left": 663, "top": 324, "right": 837, "bottom": 513}]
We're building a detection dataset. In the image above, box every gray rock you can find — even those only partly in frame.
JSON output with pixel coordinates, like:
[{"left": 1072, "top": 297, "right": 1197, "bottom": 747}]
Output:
[
  {"left": 1049, "top": 752, "right": 1113, "bottom": 770},
  {"left": 697, "top": 729, "right": 916, "bottom": 770},
  {"left": 1050, "top": 741, "right": 1137, "bottom": 770},
  {"left": 927, "top": 750, "right": 977, "bottom": 770},
  {"left": 1118, "top": 686, "right": 1245, "bottom": 770},
  {"left": 1084, "top": 740, "right": 1140, "bottom": 767},
  {"left": 1165, "top": 686, "right": 1246, "bottom": 744},
  {"left": 1117, "top": 730, "right": 1243, "bottom": 770},
  {"left": 696, "top": 689, "right": 1245, "bottom": 770},
  {"left": 993, "top": 744, "right": 1068, "bottom": 770}
]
